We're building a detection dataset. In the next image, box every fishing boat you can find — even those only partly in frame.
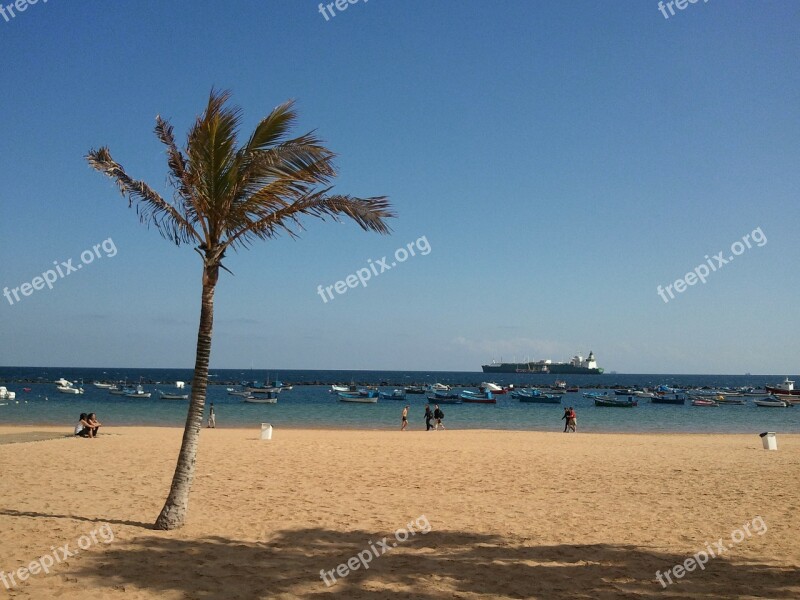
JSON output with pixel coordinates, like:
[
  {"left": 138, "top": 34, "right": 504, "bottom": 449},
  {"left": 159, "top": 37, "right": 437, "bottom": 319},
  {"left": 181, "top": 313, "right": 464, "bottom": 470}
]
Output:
[
  {"left": 771, "top": 394, "right": 800, "bottom": 406},
  {"left": 754, "top": 397, "right": 789, "bottom": 408},
  {"left": 404, "top": 385, "right": 426, "bottom": 395},
  {"left": 92, "top": 382, "right": 114, "bottom": 389},
  {"left": 0, "top": 387, "right": 16, "bottom": 400},
  {"left": 583, "top": 391, "right": 612, "bottom": 400},
  {"left": 246, "top": 385, "right": 282, "bottom": 394},
  {"left": 160, "top": 391, "right": 189, "bottom": 400},
  {"left": 594, "top": 397, "right": 637, "bottom": 407},
  {"left": 691, "top": 398, "right": 719, "bottom": 407},
  {"left": 651, "top": 394, "right": 686, "bottom": 405},
  {"left": 511, "top": 389, "right": 561, "bottom": 403},
  {"left": 615, "top": 389, "right": 635, "bottom": 395},
  {"left": 338, "top": 391, "right": 378, "bottom": 403},
  {"left": 379, "top": 389, "right": 407, "bottom": 400},
  {"left": 124, "top": 385, "right": 151, "bottom": 399},
  {"left": 109, "top": 386, "right": 128, "bottom": 395},
  {"left": 479, "top": 382, "right": 507, "bottom": 394},
  {"left": 715, "top": 394, "right": 746, "bottom": 405},
  {"left": 460, "top": 390, "right": 496, "bottom": 404},
  {"left": 431, "top": 390, "right": 460, "bottom": 400},
  {"left": 426, "top": 394, "right": 462, "bottom": 404},
  {"left": 765, "top": 378, "right": 800, "bottom": 396},
  {"left": 426, "top": 383, "right": 451, "bottom": 392},
  {"left": 566, "top": 386, "right": 579, "bottom": 393},
  {"left": 55, "top": 379, "right": 84, "bottom": 395},
  {"left": 243, "top": 393, "right": 278, "bottom": 404}
]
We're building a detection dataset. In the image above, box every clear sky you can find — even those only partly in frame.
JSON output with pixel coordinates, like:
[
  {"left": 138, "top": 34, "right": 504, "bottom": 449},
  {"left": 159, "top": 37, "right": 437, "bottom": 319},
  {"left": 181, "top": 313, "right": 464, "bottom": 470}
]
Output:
[{"left": 0, "top": 0, "right": 798, "bottom": 374}]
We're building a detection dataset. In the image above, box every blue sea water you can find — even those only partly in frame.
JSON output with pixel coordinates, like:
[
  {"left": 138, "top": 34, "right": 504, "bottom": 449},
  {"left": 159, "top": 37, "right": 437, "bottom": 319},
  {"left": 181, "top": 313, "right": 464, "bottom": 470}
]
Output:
[{"left": 1, "top": 367, "right": 799, "bottom": 433}]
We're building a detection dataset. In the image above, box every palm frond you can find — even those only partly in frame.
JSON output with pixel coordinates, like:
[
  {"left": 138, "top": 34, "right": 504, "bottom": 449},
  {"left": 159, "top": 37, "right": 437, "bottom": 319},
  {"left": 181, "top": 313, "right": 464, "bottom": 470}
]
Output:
[
  {"left": 86, "top": 147, "right": 198, "bottom": 245},
  {"left": 222, "top": 189, "right": 393, "bottom": 251}
]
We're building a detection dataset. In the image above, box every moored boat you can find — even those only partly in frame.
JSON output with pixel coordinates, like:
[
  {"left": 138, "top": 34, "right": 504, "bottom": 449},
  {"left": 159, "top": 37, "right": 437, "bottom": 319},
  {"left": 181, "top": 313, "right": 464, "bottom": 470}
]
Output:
[
  {"left": 379, "top": 389, "right": 406, "bottom": 400},
  {"left": 0, "top": 387, "right": 16, "bottom": 400},
  {"left": 160, "top": 392, "right": 189, "bottom": 400},
  {"left": 651, "top": 395, "right": 686, "bottom": 405},
  {"left": 691, "top": 398, "right": 719, "bottom": 407},
  {"left": 460, "top": 390, "right": 496, "bottom": 404},
  {"left": 765, "top": 378, "right": 800, "bottom": 396},
  {"left": 426, "top": 383, "right": 451, "bottom": 392},
  {"left": 55, "top": 379, "right": 84, "bottom": 395},
  {"left": 92, "top": 382, "right": 114, "bottom": 389},
  {"left": 404, "top": 385, "right": 426, "bottom": 395},
  {"left": 426, "top": 394, "right": 462, "bottom": 404},
  {"left": 124, "top": 385, "right": 151, "bottom": 399},
  {"left": 754, "top": 396, "right": 790, "bottom": 408},
  {"left": 338, "top": 391, "right": 378, "bottom": 403},
  {"left": 594, "top": 396, "right": 637, "bottom": 407},
  {"left": 243, "top": 393, "right": 278, "bottom": 404},
  {"left": 511, "top": 389, "right": 561, "bottom": 403},
  {"left": 479, "top": 382, "right": 507, "bottom": 394}
]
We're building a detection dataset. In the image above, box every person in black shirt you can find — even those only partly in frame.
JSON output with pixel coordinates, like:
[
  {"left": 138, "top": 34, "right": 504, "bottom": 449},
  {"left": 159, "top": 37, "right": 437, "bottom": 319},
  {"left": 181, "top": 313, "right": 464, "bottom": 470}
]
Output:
[
  {"left": 424, "top": 405, "right": 433, "bottom": 431},
  {"left": 433, "top": 405, "right": 445, "bottom": 430}
]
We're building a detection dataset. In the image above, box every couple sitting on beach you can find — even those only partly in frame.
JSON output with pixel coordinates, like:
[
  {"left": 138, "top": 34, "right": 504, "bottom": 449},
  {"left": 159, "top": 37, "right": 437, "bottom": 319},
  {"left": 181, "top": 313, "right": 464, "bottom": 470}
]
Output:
[{"left": 75, "top": 413, "right": 101, "bottom": 438}]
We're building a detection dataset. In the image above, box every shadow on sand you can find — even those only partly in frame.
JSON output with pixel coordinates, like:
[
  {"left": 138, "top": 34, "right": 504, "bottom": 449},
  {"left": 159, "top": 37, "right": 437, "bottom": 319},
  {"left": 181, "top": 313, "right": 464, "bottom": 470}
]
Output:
[{"left": 66, "top": 528, "right": 797, "bottom": 599}]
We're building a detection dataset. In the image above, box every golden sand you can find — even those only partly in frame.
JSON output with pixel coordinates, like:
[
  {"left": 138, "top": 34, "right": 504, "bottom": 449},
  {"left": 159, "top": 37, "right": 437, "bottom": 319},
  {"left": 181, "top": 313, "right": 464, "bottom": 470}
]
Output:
[{"left": 0, "top": 426, "right": 798, "bottom": 599}]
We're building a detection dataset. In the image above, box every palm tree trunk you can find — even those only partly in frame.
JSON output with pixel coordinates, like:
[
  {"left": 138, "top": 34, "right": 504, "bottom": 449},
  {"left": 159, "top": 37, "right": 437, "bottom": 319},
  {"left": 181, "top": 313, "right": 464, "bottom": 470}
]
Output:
[{"left": 154, "top": 264, "right": 217, "bottom": 530}]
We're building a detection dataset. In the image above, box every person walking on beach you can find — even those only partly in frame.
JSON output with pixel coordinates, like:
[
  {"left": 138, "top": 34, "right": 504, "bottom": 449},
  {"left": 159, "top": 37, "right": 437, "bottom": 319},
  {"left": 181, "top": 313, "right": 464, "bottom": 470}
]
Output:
[
  {"left": 207, "top": 403, "right": 216, "bottom": 428},
  {"left": 562, "top": 407, "right": 571, "bottom": 432},
  {"left": 401, "top": 405, "right": 409, "bottom": 431},
  {"left": 567, "top": 407, "right": 577, "bottom": 433},
  {"left": 424, "top": 404, "right": 433, "bottom": 431},
  {"left": 433, "top": 404, "right": 445, "bottom": 430}
]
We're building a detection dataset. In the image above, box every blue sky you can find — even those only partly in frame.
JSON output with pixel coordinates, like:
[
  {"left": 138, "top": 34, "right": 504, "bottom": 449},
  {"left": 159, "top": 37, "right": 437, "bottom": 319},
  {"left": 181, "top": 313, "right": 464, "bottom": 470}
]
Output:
[{"left": 0, "top": 0, "right": 798, "bottom": 373}]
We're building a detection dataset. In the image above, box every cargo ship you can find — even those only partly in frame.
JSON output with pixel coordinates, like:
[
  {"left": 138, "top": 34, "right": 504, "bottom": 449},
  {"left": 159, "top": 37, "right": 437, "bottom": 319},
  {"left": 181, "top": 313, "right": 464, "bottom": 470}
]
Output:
[{"left": 482, "top": 351, "right": 604, "bottom": 374}]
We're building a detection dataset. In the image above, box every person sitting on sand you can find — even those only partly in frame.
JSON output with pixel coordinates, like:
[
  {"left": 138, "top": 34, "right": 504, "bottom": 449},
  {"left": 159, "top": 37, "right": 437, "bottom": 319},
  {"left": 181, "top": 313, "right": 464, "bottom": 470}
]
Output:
[
  {"left": 86, "top": 413, "right": 102, "bottom": 438},
  {"left": 75, "top": 413, "right": 91, "bottom": 438},
  {"left": 401, "top": 405, "right": 409, "bottom": 431}
]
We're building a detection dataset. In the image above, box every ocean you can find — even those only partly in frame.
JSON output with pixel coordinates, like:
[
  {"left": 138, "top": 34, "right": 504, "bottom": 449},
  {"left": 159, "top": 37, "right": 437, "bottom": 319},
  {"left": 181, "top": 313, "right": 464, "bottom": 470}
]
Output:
[{"left": 1, "top": 367, "right": 798, "bottom": 433}]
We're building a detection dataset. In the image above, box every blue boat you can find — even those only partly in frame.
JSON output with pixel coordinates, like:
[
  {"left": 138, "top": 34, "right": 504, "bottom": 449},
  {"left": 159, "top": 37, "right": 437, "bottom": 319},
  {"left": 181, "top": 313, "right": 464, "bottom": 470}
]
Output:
[
  {"left": 460, "top": 390, "right": 496, "bottom": 404},
  {"left": 379, "top": 389, "right": 406, "bottom": 400},
  {"left": 426, "top": 394, "right": 462, "bottom": 404},
  {"left": 511, "top": 389, "right": 561, "bottom": 403},
  {"left": 338, "top": 391, "right": 378, "bottom": 403}
]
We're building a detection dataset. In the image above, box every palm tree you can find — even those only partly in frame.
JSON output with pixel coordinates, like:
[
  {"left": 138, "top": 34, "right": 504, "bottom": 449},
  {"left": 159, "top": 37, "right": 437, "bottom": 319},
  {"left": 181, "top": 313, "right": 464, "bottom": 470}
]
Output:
[{"left": 87, "top": 90, "right": 393, "bottom": 530}]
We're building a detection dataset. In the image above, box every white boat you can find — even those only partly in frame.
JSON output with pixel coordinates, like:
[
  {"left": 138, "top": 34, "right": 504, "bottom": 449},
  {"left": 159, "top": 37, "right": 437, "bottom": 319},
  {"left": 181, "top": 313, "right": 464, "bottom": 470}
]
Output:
[
  {"left": 771, "top": 394, "right": 800, "bottom": 406},
  {"left": 93, "top": 382, "right": 114, "bottom": 389},
  {"left": 338, "top": 395, "right": 378, "bottom": 403},
  {"left": 754, "top": 397, "right": 790, "bottom": 408},
  {"left": 0, "top": 387, "right": 15, "bottom": 400},
  {"left": 427, "top": 383, "right": 451, "bottom": 392},
  {"left": 124, "top": 385, "right": 152, "bottom": 399},
  {"left": 160, "top": 381, "right": 188, "bottom": 399},
  {"left": 480, "top": 382, "right": 504, "bottom": 392},
  {"left": 55, "top": 379, "right": 84, "bottom": 394},
  {"left": 243, "top": 395, "right": 277, "bottom": 404},
  {"left": 331, "top": 384, "right": 357, "bottom": 393}
]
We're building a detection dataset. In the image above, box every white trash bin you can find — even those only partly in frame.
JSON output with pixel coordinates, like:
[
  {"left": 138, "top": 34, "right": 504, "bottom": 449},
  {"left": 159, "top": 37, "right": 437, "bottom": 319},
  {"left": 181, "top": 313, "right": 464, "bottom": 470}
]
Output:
[
  {"left": 759, "top": 431, "right": 777, "bottom": 450},
  {"left": 260, "top": 423, "right": 273, "bottom": 440}
]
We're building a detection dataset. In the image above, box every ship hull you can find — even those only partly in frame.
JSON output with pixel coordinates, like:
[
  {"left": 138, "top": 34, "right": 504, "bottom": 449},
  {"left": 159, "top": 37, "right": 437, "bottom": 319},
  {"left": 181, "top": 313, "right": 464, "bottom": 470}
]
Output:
[{"left": 482, "top": 363, "right": 604, "bottom": 374}]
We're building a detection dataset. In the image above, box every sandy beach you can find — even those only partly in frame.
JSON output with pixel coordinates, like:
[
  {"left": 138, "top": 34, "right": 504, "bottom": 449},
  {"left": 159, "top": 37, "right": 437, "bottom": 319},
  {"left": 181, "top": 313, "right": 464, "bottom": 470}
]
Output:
[{"left": 0, "top": 426, "right": 798, "bottom": 599}]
